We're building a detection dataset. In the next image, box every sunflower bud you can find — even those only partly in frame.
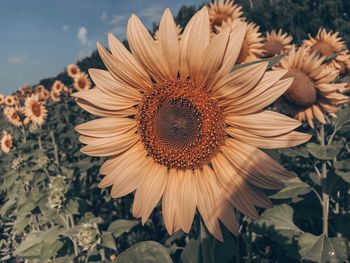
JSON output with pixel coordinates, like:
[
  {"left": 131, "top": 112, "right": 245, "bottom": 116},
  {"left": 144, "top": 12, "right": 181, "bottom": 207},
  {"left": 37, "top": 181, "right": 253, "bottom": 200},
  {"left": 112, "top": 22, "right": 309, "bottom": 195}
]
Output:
[
  {"left": 76, "top": 223, "right": 101, "bottom": 250},
  {"left": 48, "top": 189, "right": 65, "bottom": 209}
]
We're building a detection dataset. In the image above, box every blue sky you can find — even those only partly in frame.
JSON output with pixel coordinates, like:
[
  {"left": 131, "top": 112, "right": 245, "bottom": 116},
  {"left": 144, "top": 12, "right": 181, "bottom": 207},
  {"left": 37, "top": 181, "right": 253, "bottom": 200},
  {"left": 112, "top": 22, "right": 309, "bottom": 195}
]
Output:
[{"left": 0, "top": 0, "right": 203, "bottom": 95}]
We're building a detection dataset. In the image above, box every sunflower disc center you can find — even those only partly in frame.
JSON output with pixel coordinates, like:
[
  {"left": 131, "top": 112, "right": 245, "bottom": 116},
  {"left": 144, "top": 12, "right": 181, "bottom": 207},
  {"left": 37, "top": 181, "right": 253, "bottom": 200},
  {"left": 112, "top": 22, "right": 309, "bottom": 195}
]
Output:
[
  {"left": 311, "top": 41, "right": 334, "bottom": 57},
  {"left": 32, "top": 103, "right": 41, "bottom": 117},
  {"left": 284, "top": 70, "right": 317, "bottom": 107},
  {"left": 264, "top": 40, "right": 284, "bottom": 57},
  {"left": 138, "top": 79, "right": 225, "bottom": 170}
]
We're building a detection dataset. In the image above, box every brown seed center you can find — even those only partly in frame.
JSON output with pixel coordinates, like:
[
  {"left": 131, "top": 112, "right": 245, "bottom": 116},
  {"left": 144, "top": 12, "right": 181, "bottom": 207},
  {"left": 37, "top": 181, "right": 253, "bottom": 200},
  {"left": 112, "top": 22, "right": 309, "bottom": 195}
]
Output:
[
  {"left": 31, "top": 102, "right": 41, "bottom": 117},
  {"left": 311, "top": 41, "right": 334, "bottom": 57},
  {"left": 138, "top": 79, "right": 225, "bottom": 170},
  {"left": 5, "top": 139, "right": 11, "bottom": 148},
  {"left": 264, "top": 40, "right": 284, "bottom": 57},
  {"left": 284, "top": 70, "right": 317, "bottom": 106},
  {"left": 78, "top": 78, "right": 86, "bottom": 89}
]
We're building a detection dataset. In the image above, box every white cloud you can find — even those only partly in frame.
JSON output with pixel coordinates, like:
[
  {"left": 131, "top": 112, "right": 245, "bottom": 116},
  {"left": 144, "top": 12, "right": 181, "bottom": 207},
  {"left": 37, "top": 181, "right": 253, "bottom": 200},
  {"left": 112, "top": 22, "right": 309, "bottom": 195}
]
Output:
[
  {"left": 7, "top": 54, "right": 27, "bottom": 65},
  {"left": 77, "top": 26, "right": 88, "bottom": 46},
  {"left": 108, "top": 14, "right": 127, "bottom": 38},
  {"left": 139, "top": 6, "right": 164, "bottom": 22},
  {"left": 62, "top": 25, "right": 69, "bottom": 32},
  {"left": 100, "top": 11, "right": 108, "bottom": 21}
]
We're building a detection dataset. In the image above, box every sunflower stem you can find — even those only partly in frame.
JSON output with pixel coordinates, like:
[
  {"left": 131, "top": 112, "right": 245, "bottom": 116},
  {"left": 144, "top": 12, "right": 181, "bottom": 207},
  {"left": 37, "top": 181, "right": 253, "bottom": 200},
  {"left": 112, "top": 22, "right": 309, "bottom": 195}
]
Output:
[
  {"left": 49, "top": 130, "right": 60, "bottom": 166},
  {"left": 37, "top": 135, "right": 42, "bottom": 149},
  {"left": 21, "top": 126, "right": 27, "bottom": 143},
  {"left": 319, "top": 124, "right": 329, "bottom": 237}
]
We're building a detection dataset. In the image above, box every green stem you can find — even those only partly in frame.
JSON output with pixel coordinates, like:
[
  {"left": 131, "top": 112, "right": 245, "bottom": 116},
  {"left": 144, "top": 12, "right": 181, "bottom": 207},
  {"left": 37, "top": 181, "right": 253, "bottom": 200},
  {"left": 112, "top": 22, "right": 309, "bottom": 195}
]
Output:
[
  {"left": 49, "top": 130, "right": 60, "bottom": 166},
  {"left": 320, "top": 125, "right": 329, "bottom": 237},
  {"left": 38, "top": 135, "right": 42, "bottom": 149},
  {"left": 21, "top": 126, "right": 27, "bottom": 143}
]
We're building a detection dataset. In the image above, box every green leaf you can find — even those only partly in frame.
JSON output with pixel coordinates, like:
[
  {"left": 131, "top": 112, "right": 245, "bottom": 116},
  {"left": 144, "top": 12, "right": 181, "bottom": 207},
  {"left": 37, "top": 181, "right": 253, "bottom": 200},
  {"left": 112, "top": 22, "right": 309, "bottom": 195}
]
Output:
[
  {"left": 14, "top": 215, "right": 31, "bottom": 233},
  {"left": 334, "top": 159, "right": 350, "bottom": 170},
  {"left": 101, "top": 232, "right": 116, "bottom": 250},
  {"left": 335, "top": 170, "right": 350, "bottom": 183},
  {"left": 333, "top": 107, "right": 350, "bottom": 131},
  {"left": 107, "top": 219, "right": 138, "bottom": 238},
  {"left": 116, "top": 241, "right": 173, "bottom": 263},
  {"left": 15, "top": 232, "right": 43, "bottom": 258},
  {"left": 231, "top": 52, "right": 287, "bottom": 72},
  {"left": 307, "top": 143, "right": 342, "bottom": 160},
  {"left": 279, "top": 146, "right": 309, "bottom": 158},
  {"left": 180, "top": 238, "right": 201, "bottom": 263},
  {"left": 322, "top": 52, "right": 339, "bottom": 64},
  {"left": 299, "top": 233, "right": 348, "bottom": 263},
  {"left": 40, "top": 240, "right": 64, "bottom": 262},
  {"left": 270, "top": 177, "right": 311, "bottom": 200},
  {"left": 254, "top": 205, "right": 303, "bottom": 243}
]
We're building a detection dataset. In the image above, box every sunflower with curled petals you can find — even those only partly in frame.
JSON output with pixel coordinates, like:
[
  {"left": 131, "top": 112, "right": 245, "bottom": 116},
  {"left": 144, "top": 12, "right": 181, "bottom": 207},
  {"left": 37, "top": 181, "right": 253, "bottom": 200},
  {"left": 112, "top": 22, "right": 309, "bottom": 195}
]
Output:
[
  {"left": 303, "top": 28, "right": 350, "bottom": 73},
  {"left": 274, "top": 47, "right": 349, "bottom": 129},
  {"left": 73, "top": 8, "right": 311, "bottom": 241},
  {"left": 1, "top": 131, "right": 13, "bottom": 154},
  {"left": 264, "top": 29, "right": 294, "bottom": 57},
  {"left": 208, "top": 0, "right": 243, "bottom": 34},
  {"left": 24, "top": 95, "right": 47, "bottom": 125},
  {"left": 216, "top": 19, "right": 265, "bottom": 64}
]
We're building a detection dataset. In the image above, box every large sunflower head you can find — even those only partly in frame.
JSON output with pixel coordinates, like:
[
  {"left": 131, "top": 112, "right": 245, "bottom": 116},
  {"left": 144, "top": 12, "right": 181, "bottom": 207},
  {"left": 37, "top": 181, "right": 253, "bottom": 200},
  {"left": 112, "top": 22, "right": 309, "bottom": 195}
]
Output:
[
  {"left": 303, "top": 28, "right": 350, "bottom": 72},
  {"left": 264, "top": 29, "right": 294, "bottom": 57},
  {"left": 74, "top": 8, "right": 311, "bottom": 241},
  {"left": 217, "top": 19, "right": 265, "bottom": 64},
  {"left": 67, "top": 64, "right": 81, "bottom": 78},
  {"left": 1, "top": 131, "right": 13, "bottom": 154},
  {"left": 73, "top": 73, "right": 91, "bottom": 91},
  {"left": 24, "top": 95, "right": 47, "bottom": 126},
  {"left": 274, "top": 47, "right": 349, "bottom": 128},
  {"left": 208, "top": 0, "right": 243, "bottom": 34}
]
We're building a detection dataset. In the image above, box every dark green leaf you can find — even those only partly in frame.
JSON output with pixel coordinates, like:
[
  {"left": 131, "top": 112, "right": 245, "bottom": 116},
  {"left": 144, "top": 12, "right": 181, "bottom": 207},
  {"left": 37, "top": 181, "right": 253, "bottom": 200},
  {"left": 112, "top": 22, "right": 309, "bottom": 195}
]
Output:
[
  {"left": 270, "top": 177, "right": 311, "bottom": 200},
  {"left": 299, "top": 233, "right": 348, "bottom": 263},
  {"left": 335, "top": 170, "right": 350, "bottom": 183},
  {"left": 116, "top": 241, "right": 173, "bottom": 263},
  {"left": 107, "top": 219, "right": 138, "bottom": 238},
  {"left": 307, "top": 143, "right": 342, "bottom": 160},
  {"left": 279, "top": 147, "right": 309, "bottom": 158},
  {"left": 101, "top": 232, "right": 116, "bottom": 250},
  {"left": 231, "top": 52, "right": 287, "bottom": 72}
]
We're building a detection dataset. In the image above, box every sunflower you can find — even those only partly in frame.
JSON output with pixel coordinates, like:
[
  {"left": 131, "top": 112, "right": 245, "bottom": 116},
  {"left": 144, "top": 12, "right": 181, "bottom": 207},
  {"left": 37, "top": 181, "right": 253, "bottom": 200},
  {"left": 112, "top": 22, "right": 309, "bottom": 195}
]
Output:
[
  {"left": 3, "top": 107, "right": 22, "bottom": 127},
  {"left": 73, "top": 73, "right": 91, "bottom": 91},
  {"left": 74, "top": 8, "right": 311, "bottom": 241},
  {"left": 1, "top": 131, "right": 13, "bottom": 154},
  {"left": 0, "top": 94, "right": 4, "bottom": 105},
  {"left": 264, "top": 29, "right": 294, "bottom": 57},
  {"left": 50, "top": 90, "right": 61, "bottom": 102},
  {"left": 5, "top": 96, "right": 16, "bottom": 106},
  {"left": 39, "top": 88, "right": 50, "bottom": 101},
  {"left": 303, "top": 28, "right": 350, "bottom": 72},
  {"left": 24, "top": 95, "right": 47, "bottom": 125},
  {"left": 67, "top": 64, "right": 81, "bottom": 78},
  {"left": 208, "top": 0, "right": 243, "bottom": 34},
  {"left": 217, "top": 19, "right": 265, "bottom": 64},
  {"left": 154, "top": 24, "right": 182, "bottom": 42},
  {"left": 52, "top": 80, "right": 65, "bottom": 93},
  {"left": 19, "top": 83, "right": 32, "bottom": 96},
  {"left": 274, "top": 47, "right": 349, "bottom": 128}
]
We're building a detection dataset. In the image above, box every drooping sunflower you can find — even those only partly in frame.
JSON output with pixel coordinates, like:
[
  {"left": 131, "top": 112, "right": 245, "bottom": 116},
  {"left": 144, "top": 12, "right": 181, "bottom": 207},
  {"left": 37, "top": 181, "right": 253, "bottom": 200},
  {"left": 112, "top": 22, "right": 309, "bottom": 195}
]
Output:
[
  {"left": 1, "top": 131, "right": 13, "bottom": 154},
  {"left": 274, "top": 47, "right": 349, "bottom": 128},
  {"left": 5, "top": 96, "right": 16, "bottom": 106},
  {"left": 74, "top": 8, "right": 311, "bottom": 241},
  {"left": 208, "top": 0, "right": 243, "bottom": 34},
  {"left": 24, "top": 95, "right": 47, "bottom": 125},
  {"left": 50, "top": 90, "right": 61, "bottom": 102},
  {"left": 303, "top": 28, "right": 350, "bottom": 72},
  {"left": 0, "top": 94, "right": 4, "bottom": 105},
  {"left": 264, "top": 29, "right": 294, "bottom": 57},
  {"left": 217, "top": 19, "right": 265, "bottom": 64},
  {"left": 73, "top": 73, "right": 91, "bottom": 91},
  {"left": 67, "top": 64, "right": 81, "bottom": 78},
  {"left": 3, "top": 106, "right": 23, "bottom": 127}
]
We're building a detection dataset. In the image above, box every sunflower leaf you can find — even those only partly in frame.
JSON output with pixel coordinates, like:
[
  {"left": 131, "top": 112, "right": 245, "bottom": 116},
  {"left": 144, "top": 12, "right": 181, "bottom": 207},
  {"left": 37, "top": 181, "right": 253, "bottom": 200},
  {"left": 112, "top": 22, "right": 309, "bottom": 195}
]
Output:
[
  {"left": 306, "top": 142, "right": 342, "bottom": 160},
  {"left": 107, "top": 219, "right": 138, "bottom": 238},
  {"left": 231, "top": 52, "right": 287, "bottom": 72},
  {"left": 270, "top": 177, "right": 311, "bottom": 200},
  {"left": 299, "top": 233, "right": 348, "bottom": 263},
  {"left": 116, "top": 241, "right": 173, "bottom": 263}
]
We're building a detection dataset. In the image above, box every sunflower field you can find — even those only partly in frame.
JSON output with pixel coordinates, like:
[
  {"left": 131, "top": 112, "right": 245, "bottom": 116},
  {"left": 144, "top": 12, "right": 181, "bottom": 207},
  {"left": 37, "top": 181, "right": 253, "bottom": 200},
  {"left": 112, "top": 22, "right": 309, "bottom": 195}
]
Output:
[{"left": 1, "top": 1, "right": 350, "bottom": 262}]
